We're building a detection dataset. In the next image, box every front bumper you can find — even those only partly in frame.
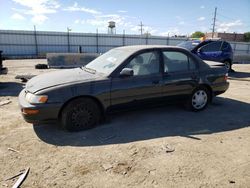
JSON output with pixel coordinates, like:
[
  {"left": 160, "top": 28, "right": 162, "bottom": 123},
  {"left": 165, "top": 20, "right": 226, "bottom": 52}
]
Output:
[{"left": 18, "top": 89, "right": 62, "bottom": 124}]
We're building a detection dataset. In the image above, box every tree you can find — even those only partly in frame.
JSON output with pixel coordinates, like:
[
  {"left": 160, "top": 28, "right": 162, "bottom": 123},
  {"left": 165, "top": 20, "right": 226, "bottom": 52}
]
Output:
[
  {"left": 191, "top": 31, "right": 205, "bottom": 38},
  {"left": 244, "top": 32, "right": 250, "bottom": 42}
]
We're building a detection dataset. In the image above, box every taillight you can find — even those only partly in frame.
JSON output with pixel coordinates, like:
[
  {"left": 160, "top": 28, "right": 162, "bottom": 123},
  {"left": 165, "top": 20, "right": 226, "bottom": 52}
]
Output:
[{"left": 224, "top": 73, "right": 228, "bottom": 81}]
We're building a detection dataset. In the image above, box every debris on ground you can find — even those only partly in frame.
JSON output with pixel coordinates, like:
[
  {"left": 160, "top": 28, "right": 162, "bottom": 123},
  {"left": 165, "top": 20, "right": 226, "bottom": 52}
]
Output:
[
  {"left": 11, "top": 167, "right": 30, "bottom": 188},
  {"left": 43, "top": 166, "right": 51, "bottom": 172},
  {"left": 8, "top": 147, "right": 20, "bottom": 153},
  {"left": 163, "top": 144, "right": 175, "bottom": 153},
  {"left": 5, "top": 172, "right": 23, "bottom": 181},
  {"left": 112, "top": 162, "right": 132, "bottom": 175},
  {"left": 102, "top": 163, "right": 113, "bottom": 171},
  {"left": 229, "top": 180, "right": 236, "bottom": 184},
  {"left": 0, "top": 99, "right": 11, "bottom": 106},
  {"left": 148, "top": 169, "right": 156, "bottom": 174},
  {"left": 2, "top": 183, "right": 8, "bottom": 187}
]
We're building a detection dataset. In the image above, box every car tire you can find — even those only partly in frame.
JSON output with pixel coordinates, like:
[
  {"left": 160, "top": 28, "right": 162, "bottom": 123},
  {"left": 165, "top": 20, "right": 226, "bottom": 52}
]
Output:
[
  {"left": 186, "top": 86, "right": 210, "bottom": 111},
  {"left": 60, "top": 98, "right": 101, "bottom": 131},
  {"left": 224, "top": 61, "right": 231, "bottom": 71}
]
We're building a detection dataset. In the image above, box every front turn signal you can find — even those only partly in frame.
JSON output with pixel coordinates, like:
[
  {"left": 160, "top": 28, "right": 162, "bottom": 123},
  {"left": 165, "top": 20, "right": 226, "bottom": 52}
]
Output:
[{"left": 22, "top": 108, "right": 39, "bottom": 115}]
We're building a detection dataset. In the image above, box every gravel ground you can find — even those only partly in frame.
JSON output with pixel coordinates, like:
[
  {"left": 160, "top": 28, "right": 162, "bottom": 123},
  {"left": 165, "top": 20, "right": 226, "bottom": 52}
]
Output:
[{"left": 0, "top": 60, "right": 250, "bottom": 188}]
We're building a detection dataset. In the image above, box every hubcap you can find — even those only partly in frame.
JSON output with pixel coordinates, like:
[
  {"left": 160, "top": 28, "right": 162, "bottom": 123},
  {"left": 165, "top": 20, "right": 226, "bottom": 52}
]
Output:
[
  {"left": 71, "top": 105, "right": 93, "bottom": 128},
  {"left": 224, "top": 62, "right": 230, "bottom": 71},
  {"left": 192, "top": 90, "right": 208, "bottom": 110}
]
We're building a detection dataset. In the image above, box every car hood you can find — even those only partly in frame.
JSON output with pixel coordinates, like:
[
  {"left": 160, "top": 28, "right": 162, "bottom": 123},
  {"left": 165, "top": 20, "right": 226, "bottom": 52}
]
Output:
[{"left": 25, "top": 68, "right": 102, "bottom": 93}]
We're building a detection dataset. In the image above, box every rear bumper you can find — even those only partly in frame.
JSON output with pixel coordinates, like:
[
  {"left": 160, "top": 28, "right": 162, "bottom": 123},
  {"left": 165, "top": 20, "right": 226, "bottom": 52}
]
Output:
[
  {"left": 212, "top": 82, "right": 229, "bottom": 96},
  {"left": 18, "top": 89, "right": 62, "bottom": 124}
]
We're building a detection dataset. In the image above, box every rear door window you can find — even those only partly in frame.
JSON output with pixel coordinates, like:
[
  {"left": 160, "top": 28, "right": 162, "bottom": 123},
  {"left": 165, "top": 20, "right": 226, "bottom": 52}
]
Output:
[
  {"left": 200, "top": 41, "right": 223, "bottom": 52},
  {"left": 163, "top": 51, "right": 196, "bottom": 73}
]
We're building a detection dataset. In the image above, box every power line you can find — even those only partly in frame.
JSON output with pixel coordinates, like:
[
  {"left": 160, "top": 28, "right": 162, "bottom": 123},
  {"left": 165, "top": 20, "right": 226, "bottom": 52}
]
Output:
[
  {"left": 217, "top": 13, "right": 250, "bottom": 28},
  {"left": 217, "top": 13, "right": 237, "bottom": 21}
]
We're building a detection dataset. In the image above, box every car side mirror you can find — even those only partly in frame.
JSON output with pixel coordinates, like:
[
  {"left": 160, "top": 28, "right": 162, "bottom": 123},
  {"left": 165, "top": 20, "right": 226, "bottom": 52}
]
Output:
[{"left": 120, "top": 68, "right": 134, "bottom": 77}]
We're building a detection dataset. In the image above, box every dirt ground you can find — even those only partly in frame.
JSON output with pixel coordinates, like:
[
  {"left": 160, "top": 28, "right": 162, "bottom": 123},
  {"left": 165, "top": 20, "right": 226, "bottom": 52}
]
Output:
[{"left": 0, "top": 60, "right": 250, "bottom": 188}]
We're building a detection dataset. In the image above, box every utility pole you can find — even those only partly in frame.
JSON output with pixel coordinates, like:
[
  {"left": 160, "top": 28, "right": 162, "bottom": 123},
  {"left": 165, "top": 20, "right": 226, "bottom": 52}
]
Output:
[
  {"left": 33, "top": 25, "right": 38, "bottom": 57},
  {"left": 138, "top": 21, "right": 144, "bottom": 35},
  {"left": 212, "top": 7, "right": 217, "bottom": 38}
]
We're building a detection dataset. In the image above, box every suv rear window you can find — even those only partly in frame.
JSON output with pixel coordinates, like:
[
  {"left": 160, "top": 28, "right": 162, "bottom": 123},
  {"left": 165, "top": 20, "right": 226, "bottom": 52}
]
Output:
[{"left": 221, "top": 42, "right": 232, "bottom": 51}]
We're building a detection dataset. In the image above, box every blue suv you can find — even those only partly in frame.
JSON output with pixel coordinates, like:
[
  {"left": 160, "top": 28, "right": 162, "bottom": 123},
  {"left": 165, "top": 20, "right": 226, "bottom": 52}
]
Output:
[{"left": 178, "top": 40, "right": 233, "bottom": 71}]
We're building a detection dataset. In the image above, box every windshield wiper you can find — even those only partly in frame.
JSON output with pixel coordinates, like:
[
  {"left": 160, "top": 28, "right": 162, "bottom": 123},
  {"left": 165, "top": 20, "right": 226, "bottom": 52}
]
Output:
[{"left": 82, "top": 66, "right": 96, "bottom": 74}]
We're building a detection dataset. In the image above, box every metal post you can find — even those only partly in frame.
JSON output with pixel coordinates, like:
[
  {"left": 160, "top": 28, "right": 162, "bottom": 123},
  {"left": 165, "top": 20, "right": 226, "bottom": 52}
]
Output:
[
  {"left": 123, "top": 30, "right": 125, "bottom": 46},
  {"left": 234, "top": 43, "right": 237, "bottom": 53},
  {"left": 166, "top": 33, "right": 169, "bottom": 45},
  {"left": 96, "top": 29, "right": 99, "bottom": 53},
  {"left": 67, "top": 27, "right": 70, "bottom": 53},
  {"left": 34, "top": 25, "right": 38, "bottom": 57},
  {"left": 145, "top": 33, "right": 148, "bottom": 45},
  {"left": 0, "top": 51, "right": 3, "bottom": 69}
]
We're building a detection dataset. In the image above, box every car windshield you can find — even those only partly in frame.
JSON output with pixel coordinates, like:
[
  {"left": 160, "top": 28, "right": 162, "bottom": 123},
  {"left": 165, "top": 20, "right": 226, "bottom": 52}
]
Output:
[
  {"left": 85, "top": 48, "right": 131, "bottom": 75},
  {"left": 178, "top": 40, "right": 200, "bottom": 51}
]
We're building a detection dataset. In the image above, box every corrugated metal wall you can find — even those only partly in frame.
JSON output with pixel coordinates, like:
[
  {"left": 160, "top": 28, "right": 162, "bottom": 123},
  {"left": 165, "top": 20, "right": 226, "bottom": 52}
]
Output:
[{"left": 0, "top": 29, "right": 249, "bottom": 58}]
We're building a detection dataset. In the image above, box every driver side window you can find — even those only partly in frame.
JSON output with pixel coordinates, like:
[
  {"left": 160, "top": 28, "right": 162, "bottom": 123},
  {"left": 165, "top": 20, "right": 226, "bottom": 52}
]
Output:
[{"left": 125, "top": 51, "right": 160, "bottom": 76}]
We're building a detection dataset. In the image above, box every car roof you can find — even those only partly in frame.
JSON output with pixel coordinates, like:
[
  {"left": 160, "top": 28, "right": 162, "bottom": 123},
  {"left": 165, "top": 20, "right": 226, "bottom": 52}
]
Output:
[{"left": 115, "top": 45, "right": 184, "bottom": 52}]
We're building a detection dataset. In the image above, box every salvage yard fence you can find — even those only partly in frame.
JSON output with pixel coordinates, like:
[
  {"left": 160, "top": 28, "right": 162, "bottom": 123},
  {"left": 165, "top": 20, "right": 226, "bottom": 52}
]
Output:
[{"left": 0, "top": 29, "right": 250, "bottom": 58}]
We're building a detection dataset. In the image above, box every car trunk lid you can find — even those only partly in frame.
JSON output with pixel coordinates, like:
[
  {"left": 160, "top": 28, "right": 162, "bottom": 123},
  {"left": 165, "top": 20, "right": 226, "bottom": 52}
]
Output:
[{"left": 203, "top": 60, "right": 225, "bottom": 67}]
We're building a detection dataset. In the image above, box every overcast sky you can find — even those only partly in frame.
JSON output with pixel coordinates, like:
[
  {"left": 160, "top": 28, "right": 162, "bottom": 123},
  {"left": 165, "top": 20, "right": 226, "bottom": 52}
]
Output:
[{"left": 0, "top": 0, "right": 250, "bottom": 36}]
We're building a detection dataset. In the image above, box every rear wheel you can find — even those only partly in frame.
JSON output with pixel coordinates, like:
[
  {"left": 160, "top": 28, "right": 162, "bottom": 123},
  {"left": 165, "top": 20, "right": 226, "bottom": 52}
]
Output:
[
  {"left": 224, "top": 61, "right": 231, "bottom": 71},
  {"left": 61, "top": 98, "right": 101, "bottom": 131},
  {"left": 186, "top": 86, "right": 210, "bottom": 111}
]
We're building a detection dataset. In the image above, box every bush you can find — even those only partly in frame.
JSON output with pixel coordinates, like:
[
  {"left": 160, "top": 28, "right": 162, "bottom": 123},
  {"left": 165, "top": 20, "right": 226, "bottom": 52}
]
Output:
[
  {"left": 244, "top": 32, "right": 250, "bottom": 42},
  {"left": 191, "top": 31, "right": 205, "bottom": 38}
]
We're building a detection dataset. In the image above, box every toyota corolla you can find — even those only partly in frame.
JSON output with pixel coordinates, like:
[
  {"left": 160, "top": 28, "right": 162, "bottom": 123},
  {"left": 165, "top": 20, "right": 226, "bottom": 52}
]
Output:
[{"left": 19, "top": 45, "right": 229, "bottom": 131}]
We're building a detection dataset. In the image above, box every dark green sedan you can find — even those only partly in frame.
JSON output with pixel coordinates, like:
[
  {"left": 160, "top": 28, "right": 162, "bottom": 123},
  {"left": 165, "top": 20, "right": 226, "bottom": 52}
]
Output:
[{"left": 19, "top": 45, "right": 229, "bottom": 131}]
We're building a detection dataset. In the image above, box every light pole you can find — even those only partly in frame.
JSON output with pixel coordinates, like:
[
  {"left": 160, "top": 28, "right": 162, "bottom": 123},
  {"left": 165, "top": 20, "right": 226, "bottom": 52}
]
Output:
[
  {"left": 67, "top": 27, "right": 71, "bottom": 52},
  {"left": 34, "top": 25, "right": 38, "bottom": 56}
]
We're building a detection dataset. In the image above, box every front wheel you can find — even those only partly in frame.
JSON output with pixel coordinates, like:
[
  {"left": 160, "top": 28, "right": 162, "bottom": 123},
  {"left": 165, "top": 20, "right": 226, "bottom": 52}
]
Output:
[
  {"left": 186, "top": 87, "right": 210, "bottom": 111},
  {"left": 60, "top": 98, "right": 101, "bottom": 131}
]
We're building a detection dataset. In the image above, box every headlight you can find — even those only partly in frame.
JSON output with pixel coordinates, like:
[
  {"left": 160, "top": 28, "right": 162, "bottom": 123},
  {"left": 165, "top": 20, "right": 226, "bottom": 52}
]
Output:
[{"left": 25, "top": 92, "right": 48, "bottom": 104}]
